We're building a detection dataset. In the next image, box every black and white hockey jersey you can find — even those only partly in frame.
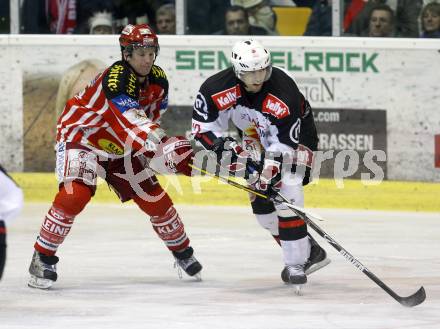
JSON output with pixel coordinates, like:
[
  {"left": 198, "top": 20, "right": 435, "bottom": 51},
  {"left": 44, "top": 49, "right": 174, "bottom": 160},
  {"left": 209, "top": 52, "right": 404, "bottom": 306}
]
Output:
[{"left": 191, "top": 66, "right": 318, "bottom": 168}]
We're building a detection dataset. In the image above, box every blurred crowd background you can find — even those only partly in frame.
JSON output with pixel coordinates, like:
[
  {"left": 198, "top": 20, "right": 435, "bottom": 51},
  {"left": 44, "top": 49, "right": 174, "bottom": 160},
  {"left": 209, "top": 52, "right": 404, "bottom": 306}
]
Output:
[{"left": 0, "top": 0, "right": 439, "bottom": 38}]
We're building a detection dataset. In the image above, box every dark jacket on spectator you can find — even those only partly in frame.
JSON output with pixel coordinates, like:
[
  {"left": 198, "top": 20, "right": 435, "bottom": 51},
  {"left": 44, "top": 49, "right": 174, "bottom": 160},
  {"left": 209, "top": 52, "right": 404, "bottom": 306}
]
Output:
[
  {"left": 213, "top": 25, "right": 269, "bottom": 36},
  {"left": 346, "top": 0, "right": 423, "bottom": 38},
  {"left": 303, "top": 0, "right": 332, "bottom": 36}
]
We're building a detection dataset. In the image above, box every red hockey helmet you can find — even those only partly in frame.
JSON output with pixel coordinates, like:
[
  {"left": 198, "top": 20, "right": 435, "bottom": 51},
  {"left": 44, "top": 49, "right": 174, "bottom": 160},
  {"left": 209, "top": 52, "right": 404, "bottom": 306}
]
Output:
[{"left": 119, "top": 24, "right": 159, "bottom": 56}]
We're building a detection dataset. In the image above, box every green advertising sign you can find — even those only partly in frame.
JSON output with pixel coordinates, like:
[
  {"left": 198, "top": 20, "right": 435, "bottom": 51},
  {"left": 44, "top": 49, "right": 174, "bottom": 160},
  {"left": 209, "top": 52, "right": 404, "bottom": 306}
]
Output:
[{"left": 176, "top": 50, "right": 379, "bottom": 73}]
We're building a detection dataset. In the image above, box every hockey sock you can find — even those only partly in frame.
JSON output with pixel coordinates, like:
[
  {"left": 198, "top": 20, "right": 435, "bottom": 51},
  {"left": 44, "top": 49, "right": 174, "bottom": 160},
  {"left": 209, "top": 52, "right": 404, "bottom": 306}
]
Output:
[
  {"left": 134, "top": 187, "right": 190, "bottom": 252},
  {"left": 0, "top": 220, "right": 6, "bottom": 280},
  {"left": 278, "top": 208, "right": 310, "bottom": 265},
  {"left": 34, "top": 182, "right": 91, "bottom": 256},
  {"left": 278, "top": 215, "right": 307, "bottom": 242},
  {"left": 255, "top": 213, "right": 280, "bottom": 244},
  {"left": 150, "top": 207, "right": 190, "bottom": 252}
]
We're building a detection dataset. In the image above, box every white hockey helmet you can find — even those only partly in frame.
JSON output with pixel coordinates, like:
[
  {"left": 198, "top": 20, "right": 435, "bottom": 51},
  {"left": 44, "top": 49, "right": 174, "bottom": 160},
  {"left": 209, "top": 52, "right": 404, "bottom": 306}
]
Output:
[{"left": 231, "top": 39, "right": 272, "bottom": 82}]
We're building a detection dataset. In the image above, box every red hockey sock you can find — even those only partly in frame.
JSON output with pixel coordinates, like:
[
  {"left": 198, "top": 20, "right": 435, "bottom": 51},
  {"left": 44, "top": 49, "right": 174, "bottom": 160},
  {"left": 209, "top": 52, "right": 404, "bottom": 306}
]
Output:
[
  {"left": 134, "top": 186, "right": 190, "bottom": 251},
  {"left": 34, "top": 182, "right": 91, "bottom": 256}
]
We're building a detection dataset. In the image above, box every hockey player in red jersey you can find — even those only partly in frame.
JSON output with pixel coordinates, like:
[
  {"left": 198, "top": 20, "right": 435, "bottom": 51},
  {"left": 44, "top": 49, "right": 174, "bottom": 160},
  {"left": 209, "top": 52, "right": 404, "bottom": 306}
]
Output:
[
  {"left": 191, "top": 39, "right": 330, "bottom": 289},
  {"left": 28, "top": 24, "right": 202, "bottom": 289}
]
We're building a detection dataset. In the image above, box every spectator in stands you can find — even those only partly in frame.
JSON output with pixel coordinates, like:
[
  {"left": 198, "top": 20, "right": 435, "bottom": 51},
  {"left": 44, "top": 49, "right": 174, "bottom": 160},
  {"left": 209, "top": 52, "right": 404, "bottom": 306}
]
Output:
[
  {"left": 75, "top": 0, "right": 114, "bottom": 34},
  {"left": 214, "top": 5, "right": 269, "bottom": 35},
  {"left": 345, "top": 0, "right": 422, "bottom": 38},
  {"left": 231, "top": 0, "right": 279, "bottom": 35},
  {"left": 364, "top": 4, "right": 395, "bottom": 37},
  {"left": 270, "top": 0, "right": 318, "bottom": 8},
  {"left": 88, "top": 11, "right": 114, "bottom": 34},
  {"left": 303, "top": 0, "right": 332, "bottom": 36},
  {"left": 0, "top": 1, "right": 9, "bottom": 33},
  {"left": 270, "top": 0, "right": 296, "bottom": 6},
  {"left": 21, "top": 0, "right": 77, "bottom": 34},
  {"left": 292, "top": 0, "right": 318, "bottom": 7},
  {"left": 420, "top": 1, "right": 440, "bottom": 38},
  {"left": 112, "top": 0, "right": 158, "bottom": 33},
  {"left": 186, "top": 0, "right": 229, "bottom": 34},
  {"left": 155, "top": 3, "right": 176, "bottom": 34}
]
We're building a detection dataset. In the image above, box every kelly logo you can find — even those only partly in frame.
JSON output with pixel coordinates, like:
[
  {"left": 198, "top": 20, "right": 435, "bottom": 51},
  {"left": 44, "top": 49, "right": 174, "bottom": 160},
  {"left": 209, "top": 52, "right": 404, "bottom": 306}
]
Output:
[
  {"left": 262, "top": 94, "right": 290, "bottom": 119},
  {"left": 211, "top": 85, "right": 241, "bottom": 111}
]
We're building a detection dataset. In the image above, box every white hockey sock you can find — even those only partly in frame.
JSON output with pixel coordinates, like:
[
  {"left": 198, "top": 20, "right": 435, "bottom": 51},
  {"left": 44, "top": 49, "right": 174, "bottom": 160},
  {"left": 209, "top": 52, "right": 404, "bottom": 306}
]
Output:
[{"left": 280, "top": 236, "right": 311, "bottom": 266}]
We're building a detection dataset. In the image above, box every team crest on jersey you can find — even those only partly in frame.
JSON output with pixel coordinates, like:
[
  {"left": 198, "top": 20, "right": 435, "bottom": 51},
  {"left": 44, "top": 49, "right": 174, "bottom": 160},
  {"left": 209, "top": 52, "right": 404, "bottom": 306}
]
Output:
[
  {"left": 262, "top": 94, "right": 290, "bottom": 119},
  {"left": 211, "top": 85, "right": 241, "bottom": 111},
  {"left": 194, "top": 92, "right": 208, "bottom": 120}
]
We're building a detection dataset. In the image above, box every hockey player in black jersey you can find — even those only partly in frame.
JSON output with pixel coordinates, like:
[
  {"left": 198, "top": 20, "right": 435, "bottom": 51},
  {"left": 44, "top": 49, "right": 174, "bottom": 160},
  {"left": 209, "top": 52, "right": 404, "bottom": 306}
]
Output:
[
  {"left": 0, "top": 164, "right": 23, "bottom": 281},
  {"left": 191, "top": 39, "right": 330, "bottom": 288}
]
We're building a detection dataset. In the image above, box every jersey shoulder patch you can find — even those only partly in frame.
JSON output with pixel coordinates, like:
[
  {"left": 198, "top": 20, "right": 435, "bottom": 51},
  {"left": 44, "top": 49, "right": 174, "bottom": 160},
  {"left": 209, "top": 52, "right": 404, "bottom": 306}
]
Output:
[
  {"left": 202, "top": 68, "right": 238, "bottom": 111},
  {"left": 103, "top": 61, "right": 139, "bottom": 99},
  {"left": 149, "top": 65, "right": 168, "bottom": 93}
]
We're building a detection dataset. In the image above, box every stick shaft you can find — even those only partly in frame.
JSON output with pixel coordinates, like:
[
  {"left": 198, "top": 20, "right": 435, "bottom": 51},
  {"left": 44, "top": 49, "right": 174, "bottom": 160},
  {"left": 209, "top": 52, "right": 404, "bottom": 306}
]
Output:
[{"left": 189, "top": 163, "right": 426, "bottom": 307}]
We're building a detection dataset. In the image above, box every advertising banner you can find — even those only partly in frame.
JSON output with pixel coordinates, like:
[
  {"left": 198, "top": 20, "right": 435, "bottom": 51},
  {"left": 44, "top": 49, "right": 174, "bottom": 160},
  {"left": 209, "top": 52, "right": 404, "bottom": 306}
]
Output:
[
  {"left": 314, "top": 109, "right": 387, "bottom": 179},
  {"left": 0, "top": 36, "right": 439, "bottom": 182}
]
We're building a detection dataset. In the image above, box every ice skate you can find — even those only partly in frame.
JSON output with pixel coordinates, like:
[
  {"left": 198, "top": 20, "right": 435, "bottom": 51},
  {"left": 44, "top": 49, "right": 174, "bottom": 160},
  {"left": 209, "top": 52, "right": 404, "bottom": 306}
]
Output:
[
  {"left": 28, "top": 251, "right": 59, "bottom": 289},
  {"left": 304, "top": 234, "right": 331, "bottom": 275},
  {"left": 172, "top": 246, "right": 203, "bottom": 281},
  {"left": 281, "top": 264, "right": 307, "bottom": 294}
]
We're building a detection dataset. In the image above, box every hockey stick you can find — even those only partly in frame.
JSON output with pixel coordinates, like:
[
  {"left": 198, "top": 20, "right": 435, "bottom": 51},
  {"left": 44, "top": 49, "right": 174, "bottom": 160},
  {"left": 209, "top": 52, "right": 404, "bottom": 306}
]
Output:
[
  {"left": 189, "top": 163, "right": 426, "bottom": 307},
  {"left": 188, "top": 163, "right": 324, "bottom": 221}
]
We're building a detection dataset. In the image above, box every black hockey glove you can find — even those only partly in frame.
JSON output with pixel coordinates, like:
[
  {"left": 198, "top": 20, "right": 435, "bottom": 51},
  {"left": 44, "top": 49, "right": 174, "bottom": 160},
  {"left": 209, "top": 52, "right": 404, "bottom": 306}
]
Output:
[
  {"left": 249, "top": 152, "right": 283, "bottom": 201},
  {"left": 212, "top": 137, "right": 259, "bottom": 177}
]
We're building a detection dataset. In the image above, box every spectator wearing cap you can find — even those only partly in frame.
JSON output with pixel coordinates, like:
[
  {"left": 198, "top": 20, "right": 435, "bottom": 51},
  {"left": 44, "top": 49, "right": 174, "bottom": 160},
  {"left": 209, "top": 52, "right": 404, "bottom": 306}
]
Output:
[
  {"left": 89, "top": 11, "right": 114, "bottom": 34},
  {"left": 231, "top": 0, "right": 278, "bottom": 35}
]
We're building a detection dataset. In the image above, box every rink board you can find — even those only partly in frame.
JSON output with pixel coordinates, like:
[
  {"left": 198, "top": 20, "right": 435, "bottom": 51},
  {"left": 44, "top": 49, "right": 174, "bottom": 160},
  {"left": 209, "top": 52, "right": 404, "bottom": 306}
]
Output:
[
  {"left": 10, "top": 172, "right": 440, "bottom": 212},
  {"left": 1, "top": 36, "right": 440, "bottom": 182}
]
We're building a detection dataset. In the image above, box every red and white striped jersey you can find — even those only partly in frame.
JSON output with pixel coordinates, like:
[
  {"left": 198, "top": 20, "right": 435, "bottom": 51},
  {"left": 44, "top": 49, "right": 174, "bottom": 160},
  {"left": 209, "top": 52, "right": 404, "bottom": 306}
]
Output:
[{"left": 56, "top": 61, "right": 169, "bottom": 157}]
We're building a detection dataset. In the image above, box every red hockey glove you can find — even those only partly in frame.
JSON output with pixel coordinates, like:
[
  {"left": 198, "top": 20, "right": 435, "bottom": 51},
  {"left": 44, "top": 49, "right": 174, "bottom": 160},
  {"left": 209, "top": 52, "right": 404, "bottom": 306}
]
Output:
[
  {"left": 152, "top": 136, "right": 195, "bottom": 176},
  {"left": 249, "top": 154, "right": 283, "bottom": 200}
]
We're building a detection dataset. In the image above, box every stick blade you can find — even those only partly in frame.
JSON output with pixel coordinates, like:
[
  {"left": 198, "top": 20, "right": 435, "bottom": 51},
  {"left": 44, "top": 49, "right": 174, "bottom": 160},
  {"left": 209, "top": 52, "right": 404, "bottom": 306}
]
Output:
[{"left": 398, "top": 286, "right": 426, "bottom": 307}]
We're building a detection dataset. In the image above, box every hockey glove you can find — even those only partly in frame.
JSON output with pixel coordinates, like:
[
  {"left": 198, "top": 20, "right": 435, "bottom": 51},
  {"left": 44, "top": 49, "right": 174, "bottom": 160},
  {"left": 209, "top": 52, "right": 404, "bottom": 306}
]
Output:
[
  {"left": 151, "top": 136, "right": 195, "bottom": 176},
  {"left": 212, "top": 137, "right": 259, "bottom": 177},
  {"left": 249, "top": 153, "right": 283, "bottom": 200}
]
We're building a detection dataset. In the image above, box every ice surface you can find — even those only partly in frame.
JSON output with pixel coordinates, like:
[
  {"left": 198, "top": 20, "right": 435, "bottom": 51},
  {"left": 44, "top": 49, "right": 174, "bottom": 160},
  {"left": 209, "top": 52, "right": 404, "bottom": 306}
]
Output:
[{"left": 1, "top": 203, "right": 439, "bottom": 329}]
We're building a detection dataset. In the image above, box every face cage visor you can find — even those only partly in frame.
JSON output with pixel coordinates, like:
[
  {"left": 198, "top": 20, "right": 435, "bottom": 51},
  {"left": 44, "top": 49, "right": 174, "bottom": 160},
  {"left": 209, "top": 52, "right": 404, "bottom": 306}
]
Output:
[
  {"left": 122, "top": 43, "right": 159, "bottom": 59},
  {"left": 236, "top": 65, "right": 272, "bottom": 86}
]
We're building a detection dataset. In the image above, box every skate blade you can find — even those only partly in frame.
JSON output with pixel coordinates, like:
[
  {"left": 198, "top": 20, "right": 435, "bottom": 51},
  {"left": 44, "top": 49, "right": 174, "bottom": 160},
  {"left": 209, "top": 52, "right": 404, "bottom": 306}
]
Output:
[
  {"left": 305, "top": 258, "right": 331, "bottom": 276},
  {"left": 288, "top": 284, "right": 305, "bottom": 295},
  {"left": 193, "top": 272, "right": 202, "bottom": 282},
  {"left": 294, "top": 285, "right": 304, "bottom": 295},
  {"left": 28, "top": 275, "right": 54, "bottom": 290}
]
